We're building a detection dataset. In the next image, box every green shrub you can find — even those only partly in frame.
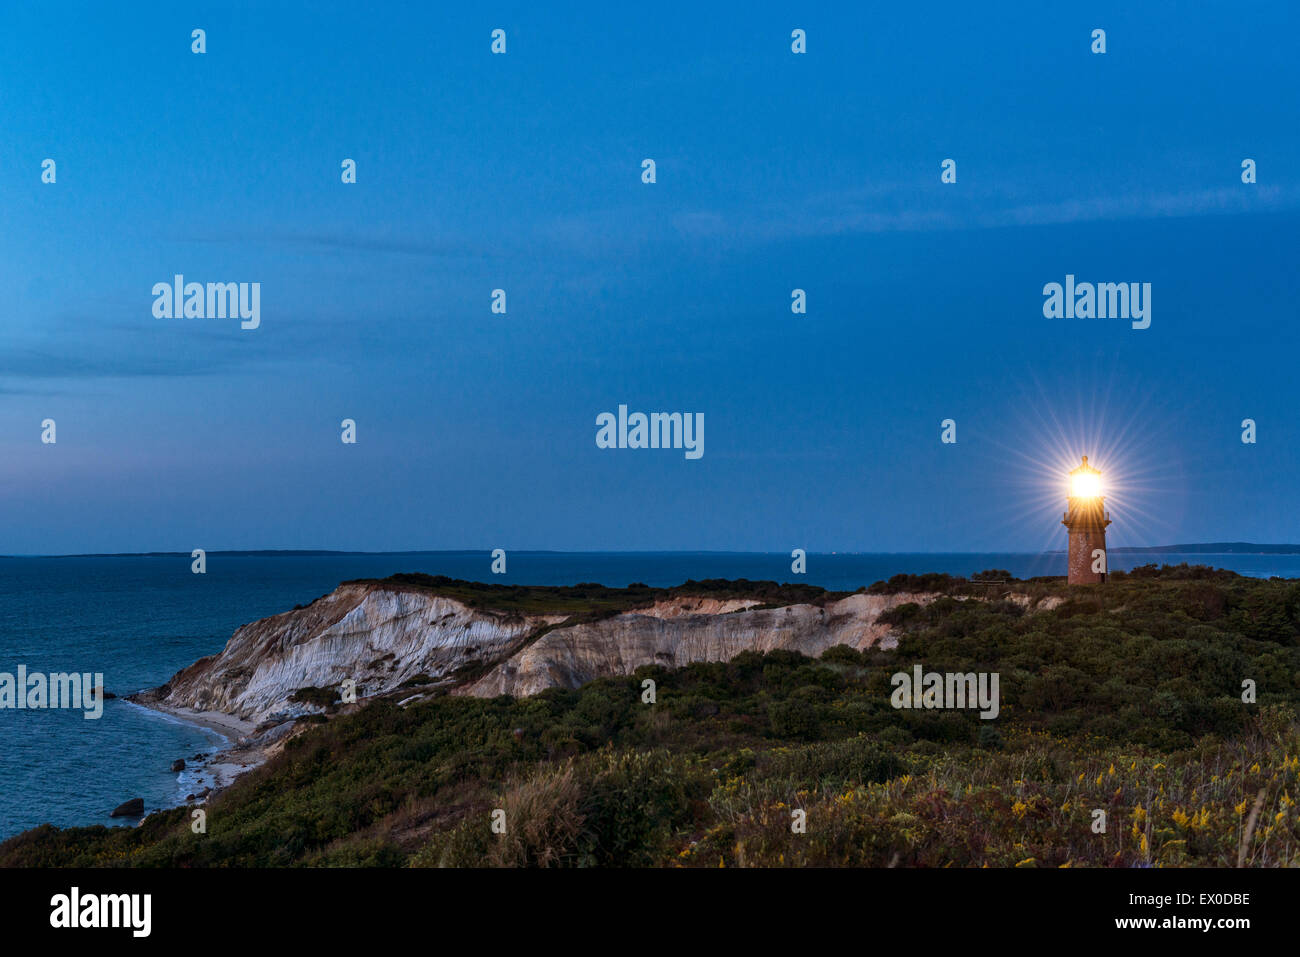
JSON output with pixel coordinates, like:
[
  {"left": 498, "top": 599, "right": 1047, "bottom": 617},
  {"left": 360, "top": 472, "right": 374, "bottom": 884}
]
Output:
[
  {"left": 7, "top": 569, "right": 1300, "bottom": 869},
  {"left": 289, "top": 686, "right": 338, "bottom": 708},
  {"left": 769, "top": 698, "right": 822, "bottom": 740}
]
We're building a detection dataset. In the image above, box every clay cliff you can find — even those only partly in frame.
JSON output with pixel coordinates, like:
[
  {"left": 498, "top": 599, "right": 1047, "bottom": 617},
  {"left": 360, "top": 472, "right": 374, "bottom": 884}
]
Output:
[
  {"left": 132, "top": 582, "right": 566, "bottom": 722},
  {"left": 137, "top": 579, "right": 1030, "bottom": 727},
  {"left": 458, "top": 592, "right": 923, "bottom": 697}
]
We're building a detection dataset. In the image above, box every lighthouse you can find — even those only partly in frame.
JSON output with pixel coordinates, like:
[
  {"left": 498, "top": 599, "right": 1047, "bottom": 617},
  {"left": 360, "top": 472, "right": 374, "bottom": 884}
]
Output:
[{"left": 1063, "top": 456, "right": 1110, "bottom": 584}]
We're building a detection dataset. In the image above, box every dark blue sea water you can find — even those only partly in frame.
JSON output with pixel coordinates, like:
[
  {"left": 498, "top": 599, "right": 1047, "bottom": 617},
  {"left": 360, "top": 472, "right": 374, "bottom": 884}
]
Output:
[{"left": 2, "top": 550, "right": 1299, "bottom": 840}]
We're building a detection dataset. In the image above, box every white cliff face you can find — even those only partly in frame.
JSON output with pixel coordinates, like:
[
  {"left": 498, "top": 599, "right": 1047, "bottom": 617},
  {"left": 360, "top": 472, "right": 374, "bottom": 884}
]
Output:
[
  {"left": 632, "top": 597, "right": 765, "bottom": 619},
  {"left": 458, "top": 592, "right": 933, "bottom": 698},
  {"left": 156, "top": 584, "right": 565, "bottom": 722},
  {"left": 154, "top": 584, "right": 962, "bottom": 724}
]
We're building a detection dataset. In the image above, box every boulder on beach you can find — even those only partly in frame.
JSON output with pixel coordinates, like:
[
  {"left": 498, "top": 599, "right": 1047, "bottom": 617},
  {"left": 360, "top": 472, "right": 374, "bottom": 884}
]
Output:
[
  {"left": 171, "top": 759, "right": 186, "bottom": 772},
  {"left": 109, "top": 798, "right": 144, "bottom": 818}
]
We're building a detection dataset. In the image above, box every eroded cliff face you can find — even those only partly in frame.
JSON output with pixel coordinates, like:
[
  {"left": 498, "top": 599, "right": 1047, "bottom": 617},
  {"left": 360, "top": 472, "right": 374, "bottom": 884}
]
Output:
[
  {"left": 146, "top": 583, "right": 1010, "bottom": 726},
  {"left": 458, "top": 592, "right": 930, "bottom": 698},
  {"left": 149, "top": 583, "right": 565, "bottom": 723}
]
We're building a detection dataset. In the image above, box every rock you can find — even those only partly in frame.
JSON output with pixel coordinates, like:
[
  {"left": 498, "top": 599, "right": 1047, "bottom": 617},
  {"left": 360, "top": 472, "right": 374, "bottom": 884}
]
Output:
[
  {"left": 110, "top": 798, "right": 145, "bottom": 818},
  {"left": 144, "top": 583, "right": 942, "bottom": 723},
  {"left": 185, "top": 793, "right": 195, "bottom": 800},
  {"left": 460, "top": 592, "right": 938, "bottom": 698},
  {"left": 145, "top": 579, "right": 1058, "bottom": 723},
  {"left": 171, "top": 759, "right": 186, "bottom": 772},
  {"left": 148, "top": 585, "right": 563, "bottom": 723}
]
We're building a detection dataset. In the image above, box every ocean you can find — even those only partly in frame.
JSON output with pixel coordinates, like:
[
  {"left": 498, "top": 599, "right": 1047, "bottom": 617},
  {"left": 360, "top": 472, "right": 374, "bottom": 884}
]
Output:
[{"left": 2, "top": 549, "right": 1299, "bottom": 840}]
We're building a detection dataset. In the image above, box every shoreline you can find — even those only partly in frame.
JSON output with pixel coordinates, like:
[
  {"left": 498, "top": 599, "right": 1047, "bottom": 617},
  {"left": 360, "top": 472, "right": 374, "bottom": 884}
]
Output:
[
  {"left": 127, "top": 699, "right": 258, "bottom": 741},
  {"left": 124, "top": 696, "right": 270, "bottom": 802}
]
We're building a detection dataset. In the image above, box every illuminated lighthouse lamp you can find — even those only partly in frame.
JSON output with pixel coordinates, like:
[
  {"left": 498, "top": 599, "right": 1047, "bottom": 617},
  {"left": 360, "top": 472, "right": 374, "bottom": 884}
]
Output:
[
  {"left": 1063, "top": 456, "right": 1111, "bottom": 584},
  {"left": 1069, "top": 461, "right": 1103, "bottom": 499}
]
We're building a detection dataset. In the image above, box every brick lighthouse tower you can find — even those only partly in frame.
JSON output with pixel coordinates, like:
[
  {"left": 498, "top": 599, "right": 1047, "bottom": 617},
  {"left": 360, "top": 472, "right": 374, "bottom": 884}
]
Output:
[{"left": 1063, "top": 456, "right": 1110, "bottom": 584}]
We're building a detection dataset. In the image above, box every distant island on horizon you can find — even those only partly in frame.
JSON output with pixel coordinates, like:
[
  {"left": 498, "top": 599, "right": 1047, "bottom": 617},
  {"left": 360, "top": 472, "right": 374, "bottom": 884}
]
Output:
[
  {"left": 8, "top": 543, "right": 1300, "bottom": 558},
  {"left": 1106, "top": 543, "right": 1300, "bottom": 554}
]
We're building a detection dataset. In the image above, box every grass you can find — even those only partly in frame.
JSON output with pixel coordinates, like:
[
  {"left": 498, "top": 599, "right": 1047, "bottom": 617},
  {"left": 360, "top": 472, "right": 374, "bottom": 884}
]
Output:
[{"left": 3, "top": 564, "right": 1298, "bottom": 868}]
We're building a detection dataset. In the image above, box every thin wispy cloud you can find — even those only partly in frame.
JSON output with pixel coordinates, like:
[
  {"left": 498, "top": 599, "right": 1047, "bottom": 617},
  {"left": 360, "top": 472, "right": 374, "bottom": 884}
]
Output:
[
  {"left": 180, "top": 230, "right": 493, "bottom": 260},
  {"left": 0, "top": 347, "right": 241, "bottom": 381},
  {"left": 668, "top": 184, "right": 1300, "bottom": 244}
]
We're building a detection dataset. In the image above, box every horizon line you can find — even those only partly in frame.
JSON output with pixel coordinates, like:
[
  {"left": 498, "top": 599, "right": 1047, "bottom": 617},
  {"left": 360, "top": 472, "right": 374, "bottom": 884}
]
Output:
[{"left": 4, "top": 542, "right": 1300, "bottom": 559}]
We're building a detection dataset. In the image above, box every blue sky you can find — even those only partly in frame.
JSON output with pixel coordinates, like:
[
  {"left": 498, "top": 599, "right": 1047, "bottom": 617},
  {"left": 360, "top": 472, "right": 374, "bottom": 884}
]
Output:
[{"left": 2, "top": 2, "right": 1298, "bottom": 553}]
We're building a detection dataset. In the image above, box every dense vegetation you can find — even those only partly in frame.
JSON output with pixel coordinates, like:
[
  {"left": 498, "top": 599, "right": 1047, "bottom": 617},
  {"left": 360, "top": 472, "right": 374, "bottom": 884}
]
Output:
[
  {"left": 4, "top": 565, "right": 1299, "bottom": 868},
  {"left": 343, "top": 573, "right": 845, "bottom": 615}
]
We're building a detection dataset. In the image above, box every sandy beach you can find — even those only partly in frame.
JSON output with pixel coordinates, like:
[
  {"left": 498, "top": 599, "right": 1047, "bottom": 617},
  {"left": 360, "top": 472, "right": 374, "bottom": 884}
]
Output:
[
  {"left": 124, "top": 697, "right": 270, "bottom": 798},
  {"left": 136, "top": 701, "right": 257, "bottom": 741}
]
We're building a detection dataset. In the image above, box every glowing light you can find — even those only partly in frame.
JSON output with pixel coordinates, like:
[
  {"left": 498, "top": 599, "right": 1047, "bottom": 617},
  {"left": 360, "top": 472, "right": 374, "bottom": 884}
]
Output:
[{"left": 1069, "top": 457, "right": 1103, "bottom": 499}]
